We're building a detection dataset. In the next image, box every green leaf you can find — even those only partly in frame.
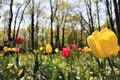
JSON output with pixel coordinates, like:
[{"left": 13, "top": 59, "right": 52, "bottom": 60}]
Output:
[
  {"left": 56, "top": 65, "right": 68, "bottom": 80},
  {"left": 50, "top": 71, "right": 59, "bottom": 80},
  {"left": 33, "top": 54, "right": 39, "bottom": 74}
]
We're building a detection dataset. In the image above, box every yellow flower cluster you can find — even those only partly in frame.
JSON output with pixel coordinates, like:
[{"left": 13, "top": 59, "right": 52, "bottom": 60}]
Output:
[
  {"left": 87, "top": 28, "right": 119, "bottom": 58},
  {"left": 3, "top": 47, "right": 16, "bottom": 52},
  {"left": 38, "top": 44, "right": 60, "bottom": 54}
]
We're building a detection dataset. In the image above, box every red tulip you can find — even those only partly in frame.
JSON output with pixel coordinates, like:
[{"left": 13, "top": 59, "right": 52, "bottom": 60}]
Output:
[
  {"left": 62, "top": 47, "right": 70, "bottom": 59},
  {"left": 71, "top": 43, "right": 77, "bottom": 50},
  {"left": 16, "top": 37, "right": 24, "bottom": 44}
]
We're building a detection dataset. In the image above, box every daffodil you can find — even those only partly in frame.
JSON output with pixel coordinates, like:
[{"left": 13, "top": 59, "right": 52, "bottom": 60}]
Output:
[
  {"left": 33, "top": 50, "right": 37, "bottom": 53},
  {"left": 7, "top": 63, "right": 14, "bottom": 69},
  {"left": 3, "top": 46, "right": 8, "bottom": 52},
  {"left": 44, "top": 55, "right": 48, "bottom": 62},
  {"left": 45, "top": 44, "right": 52, "bottom": 53},
  {"left": 89, "top": 76, "right": 94, "bottom": 80},
  {"left": 18, "top": 69, "right": 23, "bottom": 77},
  {"left": 87, "top": 28, "right": 119, "bottom": 58},
  {"left": 54, "top": 48, "right": 59, "bottom": 53},
  {"left": 11, "top": 47, "right": 16, "bottom": 52},
  {"left": 39, "top": 47, "right": 44, "bottom": 51},
  {"left": 7, "top": 48, "right": 12, "bottom": 51}
]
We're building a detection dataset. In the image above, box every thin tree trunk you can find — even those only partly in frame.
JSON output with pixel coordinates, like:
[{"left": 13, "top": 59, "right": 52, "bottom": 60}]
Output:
[
  {"left": 106, "top": 0, "right": 116, "bottom": 33},
  {"left": 113, "top": 0, "right": 120, "bottom": 44},
  {"left": 50, "top": 0, "right": 57, "bottom": 49},
  {"left": 8, "top": 0, "right": 13, "bottom": 40},
  {"left": 85, "top": 0, "right": 92, "bottom": 34},
  {"left": 31, "top": 0, "right": 34, "bottom": 50},
  {"left": 62, "top": 22, "right": 65, "bottom": 48},
  {"left": 13, "top": 5, "right": 22, "bottom": 40},
  {"left": 50, "top": 0, "right": 54, "bottom": 48},
  {"left": 55, "top": 17, "right": 60, "bottom": 48},
  {"left": 62, "top": 13, "right": 67, "bottom": 48},
  {"left": 88, "top": 0, "right": 94, "bottom": 32},
  {"left": 16, "top": 0, "right": 30, "bottom": 38},
  {"left": 35, "top": 1, "right": 41, "bottom": 49},
  {"left": 35, "top": 20, "right": 39, "bottom": 49},
  {"left": 96, "top": 2, "right": 100, "bottom": 31},
  {"left": 13, "top": 2, "right": 27, "bottom": 40}
]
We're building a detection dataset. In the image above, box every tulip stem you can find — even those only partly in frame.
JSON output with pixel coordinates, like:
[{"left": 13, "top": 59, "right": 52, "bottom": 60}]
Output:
[
  {"left": 107, "top": 58, "right": 116, "bottom": 80},
  {"left": 16, "top": 53, "right": 19, "bottom": 67},
  {"left": 96, "top": 58, "right": 101, "bottom": 68}
]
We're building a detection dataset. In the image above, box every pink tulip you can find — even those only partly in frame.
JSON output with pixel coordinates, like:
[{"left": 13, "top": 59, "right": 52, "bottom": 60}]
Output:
[{"left": 16, "top": 48, "right": 20, "bottom": 53}]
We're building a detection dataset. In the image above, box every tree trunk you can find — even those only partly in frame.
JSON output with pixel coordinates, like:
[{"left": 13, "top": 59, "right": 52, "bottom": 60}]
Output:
[
  {"left": 31, "top": 0, "right": 34, "bottom": 50},
  {"left": 55, "top": 17, "right": 60, "bottom": 48},
  {"left": 106, "top": 0, "right": 116, "bottom": 33},
  {"left": 35, "top": 21, "right": 39, "bottom": 49},
  {"left": 113, "top": 0, "right": 120, "bottom": 44},
  {"left": 50, "top": 0, "right": 54, "bottom": 48},
  {"left": 62, "top": 23, "right": 65, "bottom": 48},
  {"left": 88, "top": 0, "right": 94, "bottom": 32},
  {"left": 13, "top": 4, "right": 22, "bottom": 40},
  {"left": 16, "top": 0, "right": 30, "bottom": 38},
  {"left": 62, "top": 13, "right": 67, "bottom": 48},
  {"left": 96, "top": 2, "right": 100, "bottom": 31},
  {"left": 85, "top": 0, "right": 92, "bottom": 34},
  {"left": 8, "top": 0, "right": 13, "bottom": 40}
]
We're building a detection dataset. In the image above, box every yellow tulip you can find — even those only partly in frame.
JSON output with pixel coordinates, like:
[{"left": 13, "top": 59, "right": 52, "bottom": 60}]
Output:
[
  {"left": 87, "top": 28, "right": 119, "bottom": 58},
  {"left": 45, "top": 44, "right": 52, "bottom": 53}
]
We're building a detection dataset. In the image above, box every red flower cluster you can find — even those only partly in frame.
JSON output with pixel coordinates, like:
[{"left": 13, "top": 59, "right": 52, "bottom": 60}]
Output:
[
  {"left": 15, "top": 37, "right": 24, "bottom": 44},
  {"left": 62, "top": 47, "right": 70, "bottom": 59}
]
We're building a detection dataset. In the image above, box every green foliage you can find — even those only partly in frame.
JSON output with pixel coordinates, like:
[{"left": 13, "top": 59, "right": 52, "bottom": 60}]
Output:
[
  {"left": 0, "top": 49, "right": 120, "bottom": 80},
  {"left": 67, "top": 30, "right": 77, "bottom": 45}
]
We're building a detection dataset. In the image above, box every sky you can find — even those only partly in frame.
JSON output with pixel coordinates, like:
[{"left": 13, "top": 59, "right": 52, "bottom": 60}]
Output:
[{"left": 0, "top": 0, "right": 115, "bottom": 30}]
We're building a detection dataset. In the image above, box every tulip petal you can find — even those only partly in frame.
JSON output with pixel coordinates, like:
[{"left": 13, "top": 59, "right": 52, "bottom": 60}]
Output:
[
  {"left": 87, "top": 34, "right": 106, "bottom": 58},
  {"left": 99, "top": 29, "right": 118, "bottom": 57}
]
